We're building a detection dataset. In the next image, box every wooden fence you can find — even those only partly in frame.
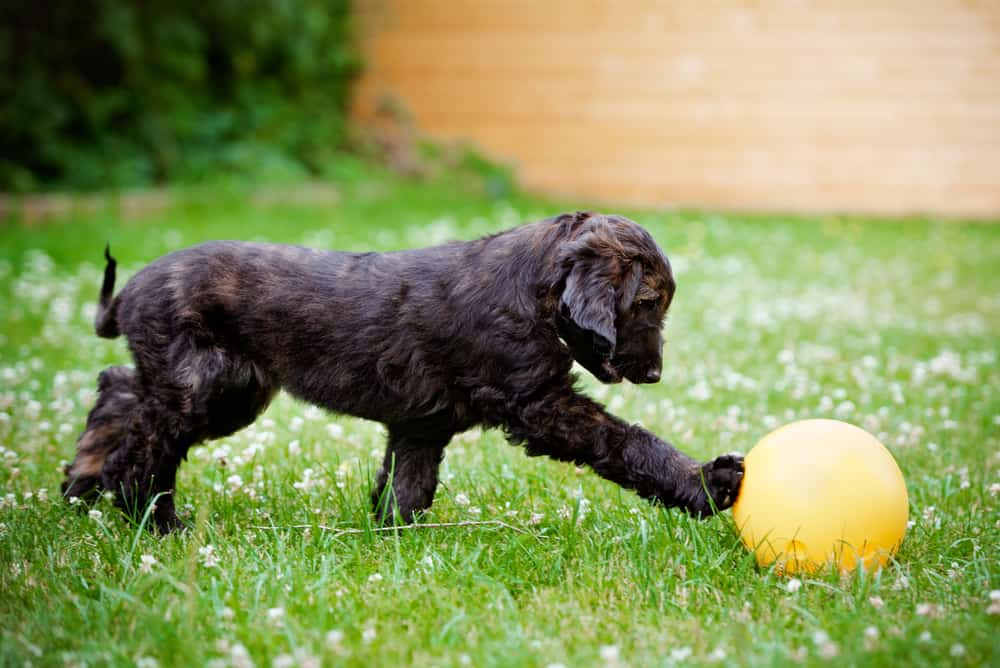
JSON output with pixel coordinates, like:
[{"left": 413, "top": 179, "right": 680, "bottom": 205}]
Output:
[{"left": 354, "top": 1, "right": 1000, "bottom": 217}]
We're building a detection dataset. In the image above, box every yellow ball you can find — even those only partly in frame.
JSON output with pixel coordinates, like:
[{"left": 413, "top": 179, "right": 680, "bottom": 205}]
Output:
[{"left": 732, "top": 419, "right": 908, "bottom": 574}]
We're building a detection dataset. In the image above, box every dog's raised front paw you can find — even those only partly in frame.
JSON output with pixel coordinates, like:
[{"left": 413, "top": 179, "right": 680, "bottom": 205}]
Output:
[{"left": 685, "top": 452, "right": 745, "bottom": 518}]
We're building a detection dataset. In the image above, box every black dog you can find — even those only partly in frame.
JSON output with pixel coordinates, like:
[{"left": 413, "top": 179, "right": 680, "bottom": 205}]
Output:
[{"left": 63, "top": 211, "right": 743, "bottom": 532}]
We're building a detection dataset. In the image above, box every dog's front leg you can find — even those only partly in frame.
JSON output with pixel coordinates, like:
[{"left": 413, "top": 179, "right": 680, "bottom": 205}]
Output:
[
  {"left": 371, "top": 425, "right": 452, "bottom": 525},
  {"left": 502, "top": 388, "right": 744, "bottom": 516}
]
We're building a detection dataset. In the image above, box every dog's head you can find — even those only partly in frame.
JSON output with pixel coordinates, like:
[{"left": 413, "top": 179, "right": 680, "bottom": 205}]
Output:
[{"left": 555, "top": 212, "right": 675, "bottom": 385}]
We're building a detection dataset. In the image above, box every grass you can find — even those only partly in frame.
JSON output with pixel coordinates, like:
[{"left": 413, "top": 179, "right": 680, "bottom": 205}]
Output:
[{"left": 1, "top": 167, "right": 998, "bottom": 667}]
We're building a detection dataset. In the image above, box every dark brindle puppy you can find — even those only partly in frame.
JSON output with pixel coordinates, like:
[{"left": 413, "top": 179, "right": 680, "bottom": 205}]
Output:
[{"left": 63, "top": 211, "right": 743, "bottom": 533}]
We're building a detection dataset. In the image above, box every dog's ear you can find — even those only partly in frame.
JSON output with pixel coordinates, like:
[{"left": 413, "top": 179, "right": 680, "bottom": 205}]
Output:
[
  {"left": 559, "top": 222, "right": 627, "bottom": 354},
  {"left": 617, "top": 260, "right": 644, "bottom": 313}
]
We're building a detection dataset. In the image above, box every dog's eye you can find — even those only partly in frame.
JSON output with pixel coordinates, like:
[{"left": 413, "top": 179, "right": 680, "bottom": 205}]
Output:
[{"left": 635, "top": 297, "right": 658, "bottom": 310}]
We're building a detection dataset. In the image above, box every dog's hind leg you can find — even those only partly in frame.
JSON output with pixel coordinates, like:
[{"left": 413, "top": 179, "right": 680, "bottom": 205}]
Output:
[
  {"left": 62, "top": 366, "right": 137, "bottom": 502},
  {"left": 102, "top": 338, "right": 275, "bottom": 533},
  {"left": 99, "top": 394, "right": 186, "bottom": 532},
  {"left": 372, "top": 422, "right": 453, "bottom": 525}
]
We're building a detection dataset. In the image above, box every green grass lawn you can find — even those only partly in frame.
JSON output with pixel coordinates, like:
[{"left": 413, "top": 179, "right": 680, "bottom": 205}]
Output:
[{"left": 1, "top": 168, "right": 998, "bottom": 667}]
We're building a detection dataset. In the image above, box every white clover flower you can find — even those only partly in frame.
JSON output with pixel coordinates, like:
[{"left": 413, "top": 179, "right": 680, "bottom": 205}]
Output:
[
  {"left": 243, "top": 441, "right": 265, "bottom": 458},
  {"left": 810, "top": 630, "right": 839, "bottom": 659},
  {"left": 362, "top": 626, "right": 376, "bottom": 644},
  {"left": 529, "top": 513, "right": 544, "bottom": 525},
  {"left": 986, "top": 590, "right": 1000, "bottom": 615},
  {"left": 198, "top": 545, "right": 220, "bottom": 568},
  {"left": 226, "top": 474, "right": 244, "bottom": 491},
  {"left": 707, "top": 647, "right": 727, "bottom": 663},
  {"left": 272, "top": 654, "right": 294, "bottom": 668},
  {"left": 68, "top": 495, "right": 81, "bottom": 506},
  {"left": 139, "top": 554, "right": 157, "bottom": 574},
  {"left": 918, "top": 631, "right": 932, "bottom": 643},
  {"left": 25, "top": 399, "right": 42, "bottom": 420},
  {"left": 293, "top": 468, "right": 322, "bottom": 492},
  {"left": 327, "top": 423, "right": 344, "bottom": 439},
  {"left": 368, "top": 573, "right": 383, "bottom": 584},
  {"left": 266, "top": 607, "right": 285, "bottom": 626},
  {"left": 928, "top": 350, "right": 965, "bottom": 380},
  {"left": 915, "top": 602, "right": 944, "bottom": 618},
  {"left": 325, "top": 629, "right": 345, "bottom": 649},
  {"left": 688, "top": 381, "right": 712, "bottom": 402},
  {"left": 818, "top": 642, "right": 839, "bottom": 659},
  {"left": 454, "top": 493, "right": 470, "bottom": 506},
  {"left": 863, "top": 626, "right": 879, "bottom": 651},
  {"left": 88, "top": 509, "right": 103, "bottom": 521},
  {"left": 211, "top": 444, "right": 230, "bottom": 461},
  {"left": 785, "top": 578, "right": 802, "bottom": 593},
  {"left": 669, "top": 646, "right": 692, "bottom": 662},
  {"left": 599, "top": 644, "right": 620, "bottom": 664},
  {"left": 287, "top": 440, "right": 301, "bottom": 456}
]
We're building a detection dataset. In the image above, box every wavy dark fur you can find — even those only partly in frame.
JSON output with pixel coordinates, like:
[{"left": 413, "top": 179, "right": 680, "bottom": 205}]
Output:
[{"left": 62, "top": 211, "right": 743, "bottom": 532}]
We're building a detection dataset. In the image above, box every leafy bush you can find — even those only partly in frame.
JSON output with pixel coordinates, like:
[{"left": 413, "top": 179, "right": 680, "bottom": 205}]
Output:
[{"left": 0, "top": 0, "right": 360, "bottom": 191}]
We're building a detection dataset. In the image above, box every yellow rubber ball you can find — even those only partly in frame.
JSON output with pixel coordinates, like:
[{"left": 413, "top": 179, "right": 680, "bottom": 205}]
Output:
[{"left": 732, "top": 419, "right": 908, "bottom": 574}]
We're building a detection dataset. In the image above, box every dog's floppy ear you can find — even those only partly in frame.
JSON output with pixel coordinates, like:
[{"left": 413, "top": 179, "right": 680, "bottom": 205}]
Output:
[
  {"left": 617, "top": 260, "right": 644, "bottom": 313},
  {"left": 559, "top": 230, "right": 620, "bottom": 355}
]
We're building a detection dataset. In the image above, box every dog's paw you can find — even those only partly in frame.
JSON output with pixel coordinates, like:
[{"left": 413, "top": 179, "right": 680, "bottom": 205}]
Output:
[
  {"left": 686, "top": 452, "right": 745, "bottom": 518},
  {"left": 153, "top": 512, "right": 189, "bottom": 535}
]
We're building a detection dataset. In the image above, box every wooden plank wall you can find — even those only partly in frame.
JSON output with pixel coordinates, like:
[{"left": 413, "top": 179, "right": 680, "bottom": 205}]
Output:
[{"left": 354, "top": 1, "right": 1000, "bottom": 217}]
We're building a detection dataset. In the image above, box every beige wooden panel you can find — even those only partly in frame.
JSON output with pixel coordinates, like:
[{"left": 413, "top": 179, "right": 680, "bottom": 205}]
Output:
[{"left": 355, "top": 0, "right": 1000, "bottom": 217}]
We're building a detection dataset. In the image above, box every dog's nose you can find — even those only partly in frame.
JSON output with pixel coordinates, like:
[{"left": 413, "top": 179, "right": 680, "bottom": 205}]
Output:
[{"left": 644, "top": 368, "right": 661, "bottom": 383}]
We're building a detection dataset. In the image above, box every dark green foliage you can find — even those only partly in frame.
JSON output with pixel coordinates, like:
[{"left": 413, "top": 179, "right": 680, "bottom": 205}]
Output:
[{"left": 0, "top": 0, "right": 360, "bottom": 191}]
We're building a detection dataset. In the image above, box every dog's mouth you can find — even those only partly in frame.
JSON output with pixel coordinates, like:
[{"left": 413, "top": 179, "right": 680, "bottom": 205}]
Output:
[
  {"left": 612, "top": 356, "right": 662, "bottom": 385},
  {"left": 598, "top": 359, "right": 623, "bottom": 384}
]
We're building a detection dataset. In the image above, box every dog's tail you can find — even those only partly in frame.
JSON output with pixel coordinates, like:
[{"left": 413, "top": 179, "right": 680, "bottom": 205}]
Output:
[{"left": 95, "top": 244, "right": 120, "bottom": 338}]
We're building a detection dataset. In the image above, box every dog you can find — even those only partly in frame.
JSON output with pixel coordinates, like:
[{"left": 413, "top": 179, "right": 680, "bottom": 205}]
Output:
[{"left": 62, "top": 211, "right": 743, "bottom": 532}]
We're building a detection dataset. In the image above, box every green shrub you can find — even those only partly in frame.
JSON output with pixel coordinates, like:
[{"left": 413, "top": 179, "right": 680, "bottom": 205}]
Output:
[{"left": 0, "top": 0, "right": 360, "bottom": 191}]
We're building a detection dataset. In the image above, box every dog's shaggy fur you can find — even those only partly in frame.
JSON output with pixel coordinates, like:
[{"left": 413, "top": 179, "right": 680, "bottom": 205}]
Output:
[{"left": 63, "top": 211, "right": 743, "bottom": 532}]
